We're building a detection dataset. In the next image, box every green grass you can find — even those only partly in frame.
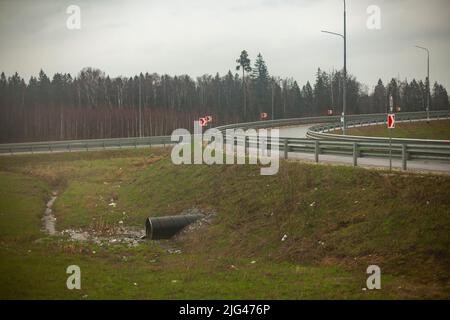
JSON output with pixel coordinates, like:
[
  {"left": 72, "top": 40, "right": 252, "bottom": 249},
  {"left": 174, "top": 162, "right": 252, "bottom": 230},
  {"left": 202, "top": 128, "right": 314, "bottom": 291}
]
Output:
[
  {"left": 335, "top": 119, "right": 450, "bottom": 140},
  {"left": 0, "top": 148, "right": 449, "bottom": 299}
]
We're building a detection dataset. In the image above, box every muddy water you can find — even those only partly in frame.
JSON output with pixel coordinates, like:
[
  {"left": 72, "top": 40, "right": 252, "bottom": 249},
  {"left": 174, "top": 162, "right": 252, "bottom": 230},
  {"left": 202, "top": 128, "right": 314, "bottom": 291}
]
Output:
[
  {"left": 41, "top": 192, "right": 145, "bottom": 246},
  {"left": 41, "top": 194, "right": 211, "bottom": 247},
  {"left": 42, "top": 193, "right": 58, "bottom": 235},
  {"left": 59, "top": 227, "right": 145, "bottom": 246}
]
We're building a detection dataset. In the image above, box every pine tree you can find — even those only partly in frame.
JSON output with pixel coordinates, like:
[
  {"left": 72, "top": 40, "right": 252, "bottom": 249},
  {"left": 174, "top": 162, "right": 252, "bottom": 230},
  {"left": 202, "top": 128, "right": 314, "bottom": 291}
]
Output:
[
  {"left": 313, "top": 68, "right": 331, "bottom": 115},
  {"left": 302, "top": 81, "right": 314, "bottom": 116},
  {"left": 432, "top": 82, "right": 449, "bottom": 110},
  {"left": 408, "top": 79, "right": 423, "bottom": 111},
  {"left": 251, "top": 53, "right": 270, "bottom": 116},
  {"left": 236, "top": 50, "right": 252, "bottom": 120},
  {"left": 386, "top": 78, "right": 399, "bottom": 112},
  {"left": 372, "top": 79, "right": 386, "bottom": 113}
]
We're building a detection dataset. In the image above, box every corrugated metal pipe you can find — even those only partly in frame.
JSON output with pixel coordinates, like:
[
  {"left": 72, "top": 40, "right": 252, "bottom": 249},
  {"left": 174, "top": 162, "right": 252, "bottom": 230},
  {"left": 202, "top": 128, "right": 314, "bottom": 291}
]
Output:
[{"left": 145, "top": 214, "right": 204, "bottom": 240}]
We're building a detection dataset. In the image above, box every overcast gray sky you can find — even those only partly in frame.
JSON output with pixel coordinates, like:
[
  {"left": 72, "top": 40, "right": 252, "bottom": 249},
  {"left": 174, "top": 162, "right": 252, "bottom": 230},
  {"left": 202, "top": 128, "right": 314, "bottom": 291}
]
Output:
[{"left": 0, "top": 0, "right": 449, "bottom": 90}]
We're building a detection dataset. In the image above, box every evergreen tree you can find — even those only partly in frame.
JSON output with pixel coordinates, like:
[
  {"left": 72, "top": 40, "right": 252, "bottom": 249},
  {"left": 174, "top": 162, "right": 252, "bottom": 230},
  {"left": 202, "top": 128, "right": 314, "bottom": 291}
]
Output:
[
  {"left": 313, "top": 68, "right": 331, "bottom": 115},
  {"left": 1, "top": 63, "right": 449, "bottom": 143},
  {"left": 236, "top": 50, "right": 252, "bottom": 120},
  {"left": 386, "top": 78, "right": 399, "bottom": 112},
  {"left": 372, "top": 79, "right": 386, "bottom": 113},
  {"left": 251, "top": 53, "right": 270, "bottom": 115},
  {"left": 302, "top": 81, "right": 314, "bottom": 116},
  {"left": 432, "top": 82, "right": 449, "bottom": 110},
  {"left": 408, "top": 79, "right": 423, "bottom": 111}
]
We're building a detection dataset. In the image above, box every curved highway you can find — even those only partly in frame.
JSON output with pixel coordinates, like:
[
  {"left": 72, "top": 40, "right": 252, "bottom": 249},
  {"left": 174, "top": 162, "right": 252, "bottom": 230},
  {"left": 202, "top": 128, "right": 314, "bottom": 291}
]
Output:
[
  {"left": 273, "top": 121, "right": 450, "bottom": 173},
  {"left": 276, "top": 124, "right": 316, "bottom": 138},
  {"left": 1, "top": 111, "right": 449, "bottom": 173}
]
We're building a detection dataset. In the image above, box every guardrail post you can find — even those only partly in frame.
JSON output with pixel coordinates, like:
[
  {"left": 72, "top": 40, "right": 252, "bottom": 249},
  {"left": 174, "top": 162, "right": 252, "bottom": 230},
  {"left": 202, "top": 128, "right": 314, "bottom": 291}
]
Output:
[
  {"left": 353, "top": 142, "right": 358, "bottom": 167},
  {"left": 244, "top": 136, "right": 248, "bottom": 155},
  {"left": 284, "top": 139, "right": 288, "bottom": 159},
  {"left": 402, "top": 144, "right": 407, "bottom": 171},
  {"left": 314, "top": 140, "right": 319, "bottom": 163}
]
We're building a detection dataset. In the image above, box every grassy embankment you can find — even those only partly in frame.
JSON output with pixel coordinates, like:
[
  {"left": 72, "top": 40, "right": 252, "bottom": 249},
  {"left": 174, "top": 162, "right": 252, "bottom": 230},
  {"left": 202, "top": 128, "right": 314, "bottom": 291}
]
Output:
[
  {"left": 334, "top": 119, "right": 450, "bottom": 140},
  {"left": 0, "top": 148, "right": 449, "bottom": 299}
]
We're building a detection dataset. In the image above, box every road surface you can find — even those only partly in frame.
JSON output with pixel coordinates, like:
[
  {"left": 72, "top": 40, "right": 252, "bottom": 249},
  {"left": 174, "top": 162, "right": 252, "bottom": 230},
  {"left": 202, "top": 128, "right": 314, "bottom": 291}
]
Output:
[
  {"left": 276, "top": 124, "right": 314, "bottom": 138},
  {"left": 272, "top": 123, "right": 450, "bottom": 174}
]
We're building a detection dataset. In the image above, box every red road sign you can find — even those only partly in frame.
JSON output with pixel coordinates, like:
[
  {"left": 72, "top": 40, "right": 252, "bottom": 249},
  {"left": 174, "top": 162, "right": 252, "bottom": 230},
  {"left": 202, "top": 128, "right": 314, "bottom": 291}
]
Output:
[
  {"left": 199, "top": 117, "right": 207, "bottom": 127},
  {"left": 387, "top": 114, "right": 395, "bottom": 129},
  {"left": 205, "top": 115, "right": 212, "bottom": 123}
]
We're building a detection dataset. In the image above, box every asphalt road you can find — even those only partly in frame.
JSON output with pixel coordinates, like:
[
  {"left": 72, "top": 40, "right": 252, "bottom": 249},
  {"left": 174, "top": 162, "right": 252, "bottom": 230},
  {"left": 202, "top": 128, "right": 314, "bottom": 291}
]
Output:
[
  {"left": 2, "top": 122, "right": 449, "bottom": 174},
  {"left": 276, "top": 124, "right": 314, "bottom": 138},
  {"left": 274, "top": 123, "right": 450, "bottom": 174}
]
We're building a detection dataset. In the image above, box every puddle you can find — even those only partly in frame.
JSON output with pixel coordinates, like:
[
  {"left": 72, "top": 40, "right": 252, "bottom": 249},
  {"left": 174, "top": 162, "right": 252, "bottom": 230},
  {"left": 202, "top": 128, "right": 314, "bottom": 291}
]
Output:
[
  {"left": 42, "top": 192, "right": 58, "bottom": 235},
  {"left": 59, "top": 227, "right": 145, "bottom": 247},
  {"left": 41, "top": 191, "right": 145, "bottom": 246},
  {"left": 41, "top": 195, "right": 213, "bottom": 248}
]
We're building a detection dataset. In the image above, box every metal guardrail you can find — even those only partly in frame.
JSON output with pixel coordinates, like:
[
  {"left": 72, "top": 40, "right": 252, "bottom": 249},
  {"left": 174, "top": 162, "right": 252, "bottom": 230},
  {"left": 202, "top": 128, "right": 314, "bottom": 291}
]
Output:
[
  {"left": 306, "top": 110, "right": 450, "bottom": 145},
  {"left": 1, "top": 110, "right": 449, "bottom": 171},
  {"left": 0, "top": 135, "right": 175, "bottom": 154},
  {"left": 225, "top": 135, "right": 450, "bottom": 171},
  {"left": 0, "top": 114, "right": 339, "bottom": 155},
  {"left": 216, "top": 110, "right": 449, "bottom": 133},
  {"left": 218, "top": 110, "right": 450, "bottom": 170}
]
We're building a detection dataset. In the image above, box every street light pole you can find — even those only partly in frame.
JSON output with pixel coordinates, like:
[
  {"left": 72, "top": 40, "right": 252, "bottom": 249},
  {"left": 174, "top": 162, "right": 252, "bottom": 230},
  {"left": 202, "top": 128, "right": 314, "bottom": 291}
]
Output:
[
  {"left": 280, "top": 79, "right": 285, "bottom": 118},
  {"left": 138, "top": 75, "right": 142, "bottom": 138},
  {"left": 271, "top": 80, "right": 275, "bottom": 120},
  {"left": 321, "top": 0, "right": 347, "bottom": 134},
  {"left": 415, "top": 45, "right": 430, "bottom": 121},
  {"left": 343, "top": 0, "right": 347, "bottom": 134}
]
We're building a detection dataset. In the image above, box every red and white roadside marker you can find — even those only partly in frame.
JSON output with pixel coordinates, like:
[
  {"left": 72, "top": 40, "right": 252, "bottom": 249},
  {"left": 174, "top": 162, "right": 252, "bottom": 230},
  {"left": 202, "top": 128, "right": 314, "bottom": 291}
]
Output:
[
  {"left": 387, "top": 114, "right": 395, "bottom": 129},
  {"left": 387, "top": 113, "right": 396, "bottom": 172},
  {"left": 199, "top": 117, "right": 208, "bottom": 127}
]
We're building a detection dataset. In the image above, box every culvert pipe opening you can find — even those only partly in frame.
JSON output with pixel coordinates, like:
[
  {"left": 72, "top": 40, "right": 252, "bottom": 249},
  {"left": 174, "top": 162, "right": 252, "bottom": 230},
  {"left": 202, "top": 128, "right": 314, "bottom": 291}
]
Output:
[{"left": 145, "top": 214, "right": 204, "bottom": 240}]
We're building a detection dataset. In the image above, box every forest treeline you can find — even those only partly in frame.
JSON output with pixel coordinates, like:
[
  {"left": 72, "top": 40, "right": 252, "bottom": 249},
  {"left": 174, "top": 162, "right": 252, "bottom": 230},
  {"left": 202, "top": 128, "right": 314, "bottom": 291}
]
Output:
[{"left": 0, "top": 51, "right": 448, "bottom": 143}]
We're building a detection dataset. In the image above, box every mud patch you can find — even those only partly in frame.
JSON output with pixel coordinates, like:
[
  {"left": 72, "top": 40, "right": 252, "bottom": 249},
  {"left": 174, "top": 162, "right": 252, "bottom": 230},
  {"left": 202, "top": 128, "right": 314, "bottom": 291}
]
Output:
[
  {"left": 60, "top": 226, "right": 145, "bottom": 247},
  {"left": 42, "top": 191, "right": 58, "bottom": 235},
  {"left": 41, "top": 191, "right": 145, "bottom": 246},
  {"left": 174, "top": 207, "right": 216, "bottom": 238},
  {"left": 41, "top": 194, "right": 212, "bottom": 248}
]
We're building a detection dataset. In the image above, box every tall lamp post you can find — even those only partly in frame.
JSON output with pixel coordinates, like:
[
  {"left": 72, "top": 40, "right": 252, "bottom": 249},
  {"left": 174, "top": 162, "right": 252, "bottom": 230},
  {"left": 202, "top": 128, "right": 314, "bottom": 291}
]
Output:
[
  {"left": 415, "top": 45, "right": 430, "bottom": 121},
  {"left": 322, "top": 0, "right": 347, "bottom": 134},
  {"left": 271, "top": 79, "right": 275, "bottom": 120},
  {"left": 138, "top": 75, "right": 142, "bottom": 138},
  {"left": 280, "top": 79, "right": 285, "bottom": 118}
]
